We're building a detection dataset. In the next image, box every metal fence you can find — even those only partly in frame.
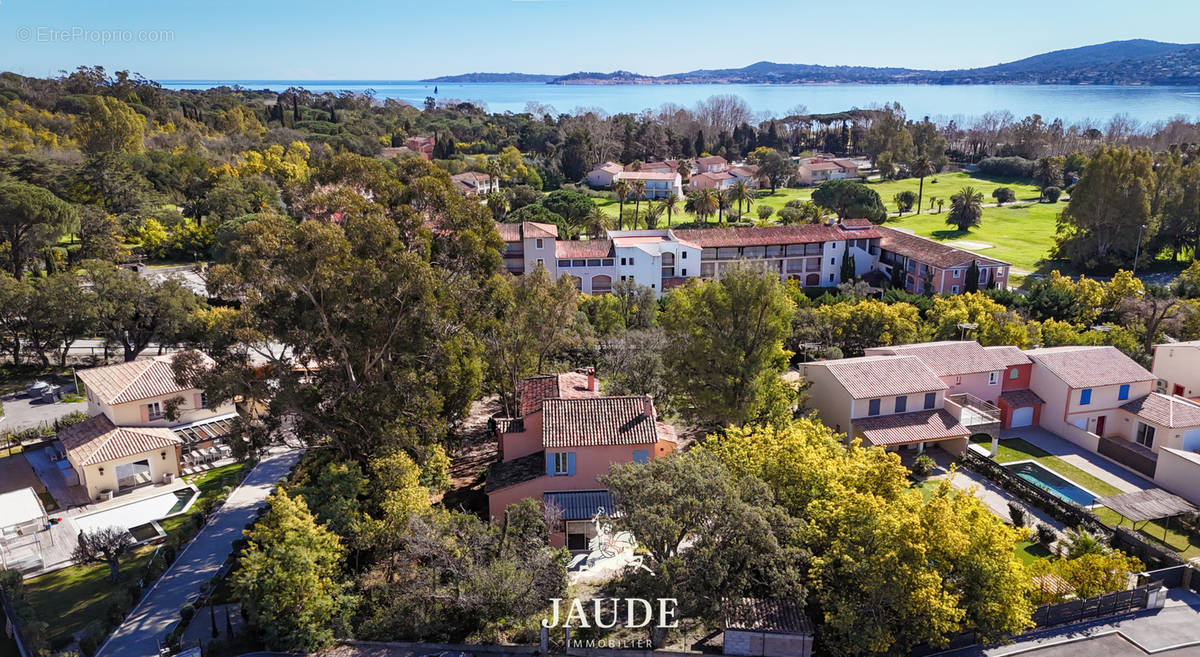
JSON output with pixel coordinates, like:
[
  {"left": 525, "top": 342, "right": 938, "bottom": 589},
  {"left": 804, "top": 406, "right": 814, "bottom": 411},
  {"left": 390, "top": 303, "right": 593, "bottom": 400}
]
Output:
[{"left": 1030, "top": 582, "right": 1156, "bottom": 628}]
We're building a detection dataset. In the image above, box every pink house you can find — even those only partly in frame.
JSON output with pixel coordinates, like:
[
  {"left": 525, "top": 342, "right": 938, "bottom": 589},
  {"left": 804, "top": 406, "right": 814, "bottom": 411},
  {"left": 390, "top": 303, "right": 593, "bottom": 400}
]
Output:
[
  {"left": 486, "top": 371, "right": 678, "bottom": 549},
  {"left": 403, "top": 136, "right": 435, "bottom": 160},
  {"left": 695, "top": 155, "right": 729, "bottom": 173},
  {"left": 876, "top": 226, "right": 1010, "bottom": 294},
  {"left": 688, "top": 171, "right": 736, "bottom": 191}
]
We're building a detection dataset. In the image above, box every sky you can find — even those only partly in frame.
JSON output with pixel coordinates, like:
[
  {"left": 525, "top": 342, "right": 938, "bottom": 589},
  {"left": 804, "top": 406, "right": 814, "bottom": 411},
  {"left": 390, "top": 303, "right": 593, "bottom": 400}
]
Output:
[{"left": 3, "top": 0, "right": 1200, "bottom": 80}]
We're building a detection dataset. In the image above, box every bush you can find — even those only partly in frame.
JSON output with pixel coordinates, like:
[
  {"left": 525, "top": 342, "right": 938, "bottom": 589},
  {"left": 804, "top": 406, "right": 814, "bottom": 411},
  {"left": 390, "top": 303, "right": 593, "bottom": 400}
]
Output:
[
  {"left": 181, "top": 603, "right": 196, "bottom": 623},
  {"left": 1007, "top": 501, "right": 1027, "bottom": 527},
  {"left": 1042, "top": 186, "right": 1062, "bottom": 202},
  {"left": 78, "top": 620, "right": 105, "bottom": 656},
  {"left": 49, "top": 634, "right": 74, "bottom": 651},
  {"left": 977, "top": 156, "right": 1035, "bottom": 179},
  {"left": 1036, "top": 524, "right": 1057, "bottom": 546},
  {"left": 776, "top": 207, "right": 803, "bottom": 225},
  {"left": 910, "top": 453, "right": 936, "bottom": 477},
  {"left": 757, "top": 205, "right": 774, "bottom": 221},
  {"left": 991, "top": 187, "right": 1016, "bottom": 204}
]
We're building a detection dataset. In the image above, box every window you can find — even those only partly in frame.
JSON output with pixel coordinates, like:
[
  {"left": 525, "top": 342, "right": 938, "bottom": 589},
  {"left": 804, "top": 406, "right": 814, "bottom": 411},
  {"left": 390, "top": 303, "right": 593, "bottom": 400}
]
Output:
[
  {"left": 550, "top": 452, "right": 574, "bottom": 476},
  {"left": 535, "top": 238, "right": 544, "bottom": 249},
  {"left": 681, "top": 251, "right": 688, "bottom": 259},
  {"left": 894, "top": 396, "right": 907, "bottom": 413},
  {"left": 199, "top": 392, "right": 208, "bottom": 408},
  {"left": 988, "top": 371, "right": 999, "bottom": 385},
  {"left": 621, "top": 257, "right": 627, "bottom": 266},
  {"left": 1009, "top": 367, "right": 1019, "bottom": 380},
  {"left": 1118, "top": 384, "right": 1130, "bottom": 401},
  {"left": 558, "top": 260, "right": 570, "bottom": 267},
  {"left": 828, "top": 274, "right": 834, "bottom": 282},
  {"left": 565, "top": 520, "right": 597, "bottom": 551},
  {"left": 868, "top": 399, "right": 881, "bottom": 416},
  {"left": 682, "top": 269, "right": 687, "bottom": 276},
  {"left": 830, "top": 258, "right": 835, "bottom": 265},
  {"left": 951, "top": 285, "right": 960, "bottom": 293},
  {"left": 633, "top": 449, "right": 649, "bottom": 464},
  {"left": 1136, "top": 422, "right": 1156, "bottom": 448},
  {"left": 953, "top": 269, "right": 960, "bottom": 278},
  {"left": 1080, "top": 389, "right": 1092, "bottom": 405},
  {"left": 924, "top": 392, "right": 936, "bottom": 409},
  {"left": 147, "top": 401, "right": 163, "bottom": 420},
  {"left": 536, "top": 258, "right": 544, "bottom": 267},
  {"left": 629, "top": 257, "right": 635, "bottom": 265}
]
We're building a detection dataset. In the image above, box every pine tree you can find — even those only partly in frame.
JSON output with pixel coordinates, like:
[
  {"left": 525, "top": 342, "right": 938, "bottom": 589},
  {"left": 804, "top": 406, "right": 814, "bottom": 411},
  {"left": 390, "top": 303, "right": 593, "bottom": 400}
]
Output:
[{"left": 965, "top": 261, "right": 980, "bottom": 292}]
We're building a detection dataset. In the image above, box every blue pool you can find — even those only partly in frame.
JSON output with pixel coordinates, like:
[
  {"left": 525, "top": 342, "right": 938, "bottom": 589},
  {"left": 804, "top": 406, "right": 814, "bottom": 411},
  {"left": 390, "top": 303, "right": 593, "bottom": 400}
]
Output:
[{"left": 1005, "top": 461, "right": 1098, "bottom": 507}]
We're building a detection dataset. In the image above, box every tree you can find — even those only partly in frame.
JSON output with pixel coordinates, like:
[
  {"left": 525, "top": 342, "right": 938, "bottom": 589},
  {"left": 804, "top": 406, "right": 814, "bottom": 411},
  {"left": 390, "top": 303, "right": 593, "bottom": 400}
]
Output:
[
  {"left": 661, "top": 268, "right": 796, "bottom": 429},
  {"left": 233, "top": 489, "right": 349, "bottom": 653},
  {"left": 484, "top": 268, "right": 583, "bottom": 416},
  {"left": 991, "top": 187, "right": 1016, "bottom": 205},
  {"left": 728, "top": 179, "right": 755, "bottom": 219},
  {"left": 76, "top": 206, "right": 128, "bottom": 263},
  {"left": 930, "top": 292, "right": 1032, "bottom": 346},
  {"left": 840, "top": 253, "right": 856, "bottom": 282},
  {"left": 685, "top": 188, "right": 719, "bottom": 224},
  {"left": 1055, "top": 146, "right": 1156, "bottom": 270},
  {"left": 83, "top": 261, "right": 205, "bottom": 361},
  {"left": 797, "top": 299, "right": 925, "bottom": 357},
  {"left": 911, "top": 156, "right": 933, "bottom": 214},
  {"left": 757, "top": 149, "right": 796, "bottom": 193},
  {"left": 0, "top": 273, "right": 31, "bottom": 364},
  {"left": 811, "top": 179, "right": 887, "bottom": 224},
  {"left": 965, "top": 261, "right": 980, "bottom": 292},
  {"left": 1034, "top": 156, "right": 1065, "bottom": 190},
  {"left": 26, "top": 272, "right": 98, "bottom": 366},
  {"left": 894, "top": 190, "right": 917, "bottom": 215},
  {"left": 73, "top": 527, "right": 134, "bottom": 583},
  {"left": 0, "top": 181, "right": 77, "bottom": 279},
  {"left": 1042, "top": 186, "right": 1062, "bottom": 202},
  {"left": 757, "top": 205, "right": 774, "bottom": 221},
  {"left": 660, "top": 193, "right": 679, "bottom": 226},
  {"left": 601, "top": 449, "right": 805, "bottom": 628},
  {"left": 946, "top": 186, "right": 984, "bottom": 232},
  {"left": 613, "top": 179, "right": 630, "bottom": 230},
  {"left": 75, "top": 96, "right": 146, "bottom": 154}
]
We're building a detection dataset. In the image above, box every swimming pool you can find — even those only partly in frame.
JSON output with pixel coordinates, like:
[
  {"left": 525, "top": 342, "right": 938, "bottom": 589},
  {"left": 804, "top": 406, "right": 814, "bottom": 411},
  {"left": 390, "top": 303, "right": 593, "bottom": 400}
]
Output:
[
  {"left": 1004, "top": 460, "right": 1098, "bottom": 507},
  {"left": 73, "top": 488, "right": 196, "bottom": 535}
]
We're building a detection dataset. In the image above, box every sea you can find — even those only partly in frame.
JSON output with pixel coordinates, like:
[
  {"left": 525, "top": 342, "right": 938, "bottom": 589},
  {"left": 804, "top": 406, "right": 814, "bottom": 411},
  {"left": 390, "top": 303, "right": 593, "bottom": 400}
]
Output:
[{"left": 160, "top": 80, "right": 1200, "bottom": 126}]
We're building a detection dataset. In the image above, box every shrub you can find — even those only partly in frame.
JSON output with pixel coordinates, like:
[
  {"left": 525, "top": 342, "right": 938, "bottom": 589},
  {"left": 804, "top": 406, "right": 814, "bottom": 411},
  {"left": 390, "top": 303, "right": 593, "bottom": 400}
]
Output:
[
  {"left": 104, "top": 600, "right": 126, "bottom": 627},
  {"left": 757, "top": 205, "right": 774, "bottom": 221},
  {"left": 978, "top": 156, "right": 1035, "bottom": 179},
  {"left": 1042, "top": 186, "right": 1062, "bottom": 202},
  {"left": 910, "top": 453, "right": 936, "bottom": 477},
  {"left": 776, "top": 207, "right": 803, "bottom": 225},
  {"left": 78, "top": 621, "right": 105, "bottom": 657},
  {"left": 49, "top": 634, "right": 74, "bottom": 651},
  {"left": 991, "top": 187, "right": 1016, "bottom": 204},
  {"left": 1007, "top": 501, "right": 1027, "bottom": 527},
  {"left": 181, "top": 603, "right": 196, "bottom": 623},
  {"left": 1036, "top": 524, "right": 1057, "bottom": 546}
]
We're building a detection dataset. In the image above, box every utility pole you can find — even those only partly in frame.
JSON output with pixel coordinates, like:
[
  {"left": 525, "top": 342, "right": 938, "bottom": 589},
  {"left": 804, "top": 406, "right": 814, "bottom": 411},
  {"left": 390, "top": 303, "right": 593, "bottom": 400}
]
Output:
[{"left": 1131, "top": 224, "right": 1147, "bottom": 279}]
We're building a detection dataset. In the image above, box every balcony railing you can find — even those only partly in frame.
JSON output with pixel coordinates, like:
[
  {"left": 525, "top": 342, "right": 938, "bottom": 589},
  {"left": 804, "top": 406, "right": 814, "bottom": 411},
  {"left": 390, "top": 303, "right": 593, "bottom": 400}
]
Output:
[{"left": 945, "top": 393, "right": 1001, "bottom": 428}]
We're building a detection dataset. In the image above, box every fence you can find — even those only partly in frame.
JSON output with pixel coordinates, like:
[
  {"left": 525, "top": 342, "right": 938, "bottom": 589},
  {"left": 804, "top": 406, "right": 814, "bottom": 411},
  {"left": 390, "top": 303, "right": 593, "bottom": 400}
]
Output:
[
  {"left": 1098, "top": 436, "right": 1158, "bottom": 478},
  {"left": 1030, "top": 581, "right": 1157, "bottom": 628}
]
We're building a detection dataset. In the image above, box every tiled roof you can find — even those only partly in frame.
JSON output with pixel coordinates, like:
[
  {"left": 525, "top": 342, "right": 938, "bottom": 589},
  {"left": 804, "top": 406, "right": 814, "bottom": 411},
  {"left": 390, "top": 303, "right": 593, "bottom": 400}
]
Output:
[
  {"left": 874, "top": 341, "right": 1010, "bottom": 377},
  {"left": 854, "top": 409, "right": 969, "bottom": 447},
  {"left": 542, "top": 396, "right": 662, "bottom": 447},
  {"left": 596, "top": 162, "right": 623, "bottom": 174},
  {"left": 521, "top": 222, "right": 558, "bottom": 239},
  {"left": 1025, "top": 346, "right": 1154, "bottom": 389},
  {"left": 59, "top": 415, "right": 181, "bottom": 466},
  {"left": 1000, "top": 389, "right": 1045, "bottom": 408},
  {"left": 496, "top": 223, "right": 521, "bottom": 242},
  {"left": 1121, "top": 393, "right": 1200, "bottom": 428},
  {"left": 724, "top": 598, "right": 813, "bottom": 635},
  {"left": 811, "top": 355, "right": 946, "bottom": 399},
  {"left": 544, "top": 490, "right": 616, "bottom": 520},
  {"left": 690, "top": 171, "right": 735, "bottom": 184},
  {"left": 696, "top": 156, "right": 728, "bottom": 166},
  {"left": 616, "top": 171, "right": 677, "bottom": 181},
  {"left": 556, "top": 240, "right": 613, "bottom": 258},
  {"left": 517, "top": 372, "right": 598, "bottom": 417},
  {"left": 673, "top": 223, "right": 882, "bottom": 248},
  {"left": 729, "top": 164, "right": 759, "bottom": 177},
  {"left": 450, "top": 171, "right": 494, "bottom": 186},
  {"left": 485, "top": 450, "right": 545, "bottom": 492},
  {"left": 803, "top": 161, "right": 842, "bottom": 171},
  {"left": 77, "top": 353, "right": 209, "bottom": 406},
  {"left": 985, "top": 345, "right": 1032, "bottom": 368},
  {"left": 876, "top": 226, "right": 1006, "bottom": 270}
]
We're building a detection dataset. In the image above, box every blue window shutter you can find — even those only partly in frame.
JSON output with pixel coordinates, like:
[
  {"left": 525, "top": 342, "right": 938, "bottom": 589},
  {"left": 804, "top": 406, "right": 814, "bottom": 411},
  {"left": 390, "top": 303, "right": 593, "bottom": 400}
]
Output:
[
  {"left": 633, "top": 450, "right": 649, "bottom": 464},
  {"left": 566, "top": 452, "right": 576, "bottom": 476},
  {"left": 1119, "top": 384, "right": 1129, "bottom": 400},
  {"left": 546, "top": 452, "right": 556, "bottom": 477},
  {"left": 1080, "top": 389, "right": 1091, "bottom": 405}
]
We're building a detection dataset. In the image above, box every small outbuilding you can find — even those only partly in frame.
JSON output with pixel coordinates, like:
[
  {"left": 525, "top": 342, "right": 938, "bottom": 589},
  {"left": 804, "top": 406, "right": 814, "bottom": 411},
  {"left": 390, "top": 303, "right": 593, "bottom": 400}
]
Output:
[
  {"left": 723, "top": 598, "right": 813, "bottom": 657},
  {"left": 0, "top": 487, "right": 50, "bottom": 571}
]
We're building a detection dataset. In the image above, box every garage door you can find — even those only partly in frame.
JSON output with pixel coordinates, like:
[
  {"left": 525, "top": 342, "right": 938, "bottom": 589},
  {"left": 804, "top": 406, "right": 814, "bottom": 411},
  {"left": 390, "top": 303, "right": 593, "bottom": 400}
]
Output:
[
  {"left": 1184, "top": 428, "right": 1200, "bottom": 451},
  {"left": 1012, "top": 407, "right": 1034, "bottom": 428}
]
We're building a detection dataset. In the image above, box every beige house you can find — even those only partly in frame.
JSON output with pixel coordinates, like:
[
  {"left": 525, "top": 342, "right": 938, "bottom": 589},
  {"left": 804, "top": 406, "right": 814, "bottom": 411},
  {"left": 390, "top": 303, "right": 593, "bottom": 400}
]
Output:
[
  {"left": 65, "top": 352, "right": 236, "bottom": 500},
  {"left": 1150, "top": 340, "right": 1200, "bottom": 398}
]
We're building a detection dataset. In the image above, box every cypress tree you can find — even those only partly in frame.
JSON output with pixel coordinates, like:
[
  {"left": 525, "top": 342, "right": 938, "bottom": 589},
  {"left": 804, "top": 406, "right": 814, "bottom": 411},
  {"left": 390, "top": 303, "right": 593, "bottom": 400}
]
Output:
[{"left": 965, "top": 261, "right": 979, "bottom": 292}]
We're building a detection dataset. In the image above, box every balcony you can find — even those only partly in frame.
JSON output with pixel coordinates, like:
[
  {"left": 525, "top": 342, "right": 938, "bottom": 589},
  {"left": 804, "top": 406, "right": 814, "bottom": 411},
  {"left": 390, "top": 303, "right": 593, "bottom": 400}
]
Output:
[{"left": 944, "top": 393, "right": 1001, "bottom": 437}]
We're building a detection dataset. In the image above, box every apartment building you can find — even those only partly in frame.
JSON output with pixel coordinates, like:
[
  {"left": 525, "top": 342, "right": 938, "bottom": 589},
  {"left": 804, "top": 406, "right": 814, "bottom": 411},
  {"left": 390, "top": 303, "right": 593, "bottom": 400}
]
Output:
[{"left": 876, "top": 226, "right": 1010, "bottom": 294}]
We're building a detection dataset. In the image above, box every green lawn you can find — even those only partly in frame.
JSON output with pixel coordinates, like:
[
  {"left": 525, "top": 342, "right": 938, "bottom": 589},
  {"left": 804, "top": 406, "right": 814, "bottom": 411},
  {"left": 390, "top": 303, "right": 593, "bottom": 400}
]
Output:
[
  {"left": 24, "top": 546, "right": 157, "bottom": 639},
  {"left": 1014, "top": 540, "right": 1055, "bottom": 566},
  {"left": 971, "top": 437, "right": 1200, "bottom": 559}
]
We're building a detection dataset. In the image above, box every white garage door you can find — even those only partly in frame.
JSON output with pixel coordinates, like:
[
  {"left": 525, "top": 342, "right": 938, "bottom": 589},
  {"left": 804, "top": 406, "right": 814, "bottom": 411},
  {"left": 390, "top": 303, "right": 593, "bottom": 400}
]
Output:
[
  {"left": 1184, "top": 428, "right": 1200, "bottom": 451},
  {"left": 1012, "top": 407, "right": 1035, "bottom": 428}
]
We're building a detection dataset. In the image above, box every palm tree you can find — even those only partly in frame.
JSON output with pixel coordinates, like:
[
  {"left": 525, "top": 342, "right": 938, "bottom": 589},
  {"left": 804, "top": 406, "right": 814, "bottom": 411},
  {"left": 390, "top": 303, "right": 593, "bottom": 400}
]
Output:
[
  {"left": 660, "top": 194, "right": 679, "bottom": 227},
  {"left": 946, "top": 186, "right": 984, "bottom": 232},
  {"left": 632, "top": 179, "right": 647, "bottom": 228},
  {"left": 645, "top": 202, "right": 664, "bottom": 229},
  {"left": 613, "top": 179, "right": 630, "bottom": 230},
  {"left": 676, "top": 159, "right": 693, "bottom": 187},
  {"left": 937, "top": 198, "right": 945, "bottom": 214},
  {"left": 485, "top": 158, "right": 504, "bottom": 188},
  {"left": 911, "top": 156, "right": 933, "bottom": 214},
  {"left": 729, "top": 179, "right": 755, "bottom": 220},
  {"left": 1064, "top": 527, "right": 1108, "bottom": 559},
  {"left": 584, "top": 205, "right": 610, "bottom": 239},
  {"left": 717, "top": 188, "right": 732, "bottom": 224},
  {"left": 686, "top": 189, "right": 718, "bottom": 224}
]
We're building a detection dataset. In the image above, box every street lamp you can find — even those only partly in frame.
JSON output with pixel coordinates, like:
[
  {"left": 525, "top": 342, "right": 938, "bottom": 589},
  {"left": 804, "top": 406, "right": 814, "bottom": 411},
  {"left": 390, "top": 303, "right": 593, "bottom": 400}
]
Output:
[{"left": 1131, "top": 224, "right": 1148, "bottom": 278}]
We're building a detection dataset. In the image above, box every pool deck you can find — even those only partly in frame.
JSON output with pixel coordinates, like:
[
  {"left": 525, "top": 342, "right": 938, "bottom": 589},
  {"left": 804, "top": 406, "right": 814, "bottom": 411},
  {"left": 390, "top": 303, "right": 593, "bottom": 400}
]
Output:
[
  {"left": 999, "top": 427, "right": 1152, "bottom": 495},
  {"left": 923, "top": 447, "right": 1068, "bottom": 534}
]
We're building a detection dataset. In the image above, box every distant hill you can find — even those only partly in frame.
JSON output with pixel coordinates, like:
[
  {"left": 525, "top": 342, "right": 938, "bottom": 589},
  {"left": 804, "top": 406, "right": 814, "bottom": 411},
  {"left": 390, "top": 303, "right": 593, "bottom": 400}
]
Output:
[
  {"left": 428, "top": 40, "right": 1200, "bottom": 86},
  {"left": 421, "top": 72, "right": 557, "bottom": 83}
]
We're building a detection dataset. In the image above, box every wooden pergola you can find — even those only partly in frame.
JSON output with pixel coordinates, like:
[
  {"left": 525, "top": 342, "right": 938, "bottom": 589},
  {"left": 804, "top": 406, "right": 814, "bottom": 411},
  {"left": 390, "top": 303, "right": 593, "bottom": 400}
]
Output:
[{"left": 1096, "top": 488, "right": 1198, "bottom": 542}]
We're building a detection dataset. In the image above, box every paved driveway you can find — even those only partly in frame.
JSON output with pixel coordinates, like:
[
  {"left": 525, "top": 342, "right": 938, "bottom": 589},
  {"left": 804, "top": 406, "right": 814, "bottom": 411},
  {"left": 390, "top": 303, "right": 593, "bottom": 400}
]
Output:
[
  {"left": 97, "top": 447, "right": 302, "bottom": 657},
  {"left": 25, "top": 446, "right": 89, "bottom": 509},
  {"left": 0, "top": 393, "right": 87, "bottom": 433}
]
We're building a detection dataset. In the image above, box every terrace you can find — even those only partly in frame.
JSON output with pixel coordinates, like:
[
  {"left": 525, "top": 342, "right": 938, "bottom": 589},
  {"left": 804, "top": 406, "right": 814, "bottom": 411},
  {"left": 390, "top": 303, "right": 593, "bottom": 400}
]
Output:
[{"left": 944, "top": 393, "right": 1002, "bottom": 438}]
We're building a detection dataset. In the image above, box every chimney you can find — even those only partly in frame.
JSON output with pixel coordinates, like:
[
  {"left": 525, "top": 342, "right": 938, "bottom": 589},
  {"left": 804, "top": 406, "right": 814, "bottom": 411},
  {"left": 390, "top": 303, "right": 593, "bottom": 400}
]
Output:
[
  {"left": 644, "top": 395, "right": 655, "bottom": 420},
  {"left": 586, "top": 366, "right": 596, "bottom": 392}
]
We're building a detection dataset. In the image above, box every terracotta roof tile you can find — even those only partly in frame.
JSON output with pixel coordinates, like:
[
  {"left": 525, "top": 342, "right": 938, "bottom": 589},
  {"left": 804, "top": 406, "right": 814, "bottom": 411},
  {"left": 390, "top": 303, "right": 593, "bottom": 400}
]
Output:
[
  {"left": 616, "top": 171, "right": 677, "bottom": 181},
  {"left": 59, "top": 415, "right": 181, "bottom": 466},
  {"left": 542, "top": 396, "right": 661, "bottom": 448},
  {"left": 1025, "top": 346, "right": 1154, "bottom": 389},
  {"left": 984, "top": 345, "right": 1032, "bottom": 367},
  {"left": 555, "top": 240, "right": 614, "bottom": 258},
  {"left": 854, "top": 409, "right": 969, "bottom": 447},
  {"left": 877, "top": 226, "right": 1007, "bottom": 270},
  {"left": 696, "top": 156, "right": 728, "bottom": 166},
  {"left": 77, "top": 353, "right": 210, "bottom": 406},
  {"left": 871, "top": 341, "right": 1010, "bottom": 376},
  {"left": 724, "top": 598, "right": 813, "bottom": 635},
  {"left": 517, "top": 372, "right": 598, "bottom": 417},
  {"left": 1000, "top": 389, "right": 1045, "bottom": 408},
  {"left": 809, "top": 355, "right": 947, "bottom": 399},
  {"left": 673, "top": 223, "right": 881, "bottom": 248},
  {"left": 485, "top": 450, "right": 545, "bottom": 492},
  {"left": 1120, "top": 393, "right": 1200, "bottom": 428}
]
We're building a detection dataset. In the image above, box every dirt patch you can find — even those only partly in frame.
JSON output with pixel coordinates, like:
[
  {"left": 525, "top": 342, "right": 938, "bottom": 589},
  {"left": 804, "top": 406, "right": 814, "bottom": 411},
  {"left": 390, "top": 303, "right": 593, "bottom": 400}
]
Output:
[
  {"left": 439, "top": 397, "right": 502, "bottom": 516},
  {"left": 0, "top": 452, "right": 45, "bottom": 495}
]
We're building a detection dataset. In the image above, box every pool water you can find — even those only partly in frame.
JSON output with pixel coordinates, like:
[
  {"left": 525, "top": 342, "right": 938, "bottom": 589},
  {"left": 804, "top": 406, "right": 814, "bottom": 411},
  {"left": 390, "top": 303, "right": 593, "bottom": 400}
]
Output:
[
  {"left": 73, "top": 488, "right": 196, "bottom": 535},
  {"left": 1005, "top": 461, "right": 1097, "bottom": 507}
]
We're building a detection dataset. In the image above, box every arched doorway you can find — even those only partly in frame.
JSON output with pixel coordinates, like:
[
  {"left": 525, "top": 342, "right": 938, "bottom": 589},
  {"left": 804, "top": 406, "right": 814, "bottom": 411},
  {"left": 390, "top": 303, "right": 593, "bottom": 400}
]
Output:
[{"left": 591, "top": 275, "right": 612, "bottom": 295}]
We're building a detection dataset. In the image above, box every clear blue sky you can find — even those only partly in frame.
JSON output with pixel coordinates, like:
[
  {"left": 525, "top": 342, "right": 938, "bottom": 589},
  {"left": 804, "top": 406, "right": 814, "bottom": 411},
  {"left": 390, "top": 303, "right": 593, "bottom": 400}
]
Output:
[{"left": 3, "top": 0, "right": 1199, "bottom": 80}]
